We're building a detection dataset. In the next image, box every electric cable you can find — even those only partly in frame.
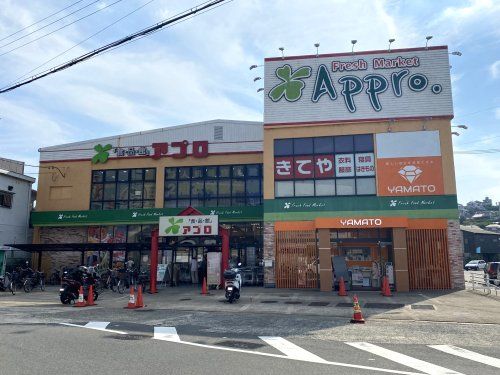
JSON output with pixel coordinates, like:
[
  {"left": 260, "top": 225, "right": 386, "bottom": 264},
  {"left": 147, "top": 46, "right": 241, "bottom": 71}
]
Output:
[
  {"left": 0, "top": 0, "right": 124, "bottom": 59},
  {"left": 5, "top": 0, "right": 156, "bottom": 87},
  {"left": 0, "top": 0, "right": 104, "bottom": 49},
  {"left": 0, "top": 0, "right": 86, "bottom": 43},
  {"left": 0, "top": 0, "right": 230, "bottom": 94}
]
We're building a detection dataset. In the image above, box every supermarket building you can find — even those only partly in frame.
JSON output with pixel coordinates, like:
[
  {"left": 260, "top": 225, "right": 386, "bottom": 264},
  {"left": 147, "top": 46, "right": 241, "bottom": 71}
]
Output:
[{"left": 26, "top": 45, "right": 464, "bottom": 292}]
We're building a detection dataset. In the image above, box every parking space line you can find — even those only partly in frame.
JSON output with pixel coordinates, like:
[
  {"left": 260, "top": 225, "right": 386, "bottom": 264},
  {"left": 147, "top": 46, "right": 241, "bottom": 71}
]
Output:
[
  {"left": 429, "top": 345, "right": 500, "bottom": 369},
  {"left": 153, "top": 327, "right": 180, "bottom": 342},
  {"left": 346, "top": 342, "right": 464, "bottom": 375},
  {"left": 259, "top": 336, "right": 327, "bottom": 363}
]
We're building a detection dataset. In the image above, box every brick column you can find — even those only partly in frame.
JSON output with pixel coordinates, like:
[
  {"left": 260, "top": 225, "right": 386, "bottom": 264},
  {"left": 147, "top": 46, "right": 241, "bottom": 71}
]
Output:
[
  {"left": 318, "top": 228, "right": 332, "bottom": 292},
  {"left": 447, "top": 219, "right": 465, "bottom": 289},
  {"left": 263, "top": 222, "right": 276, "bottom": 287},
  {"left": 392, "top": 228, "right": 410, "bottom": 292}
]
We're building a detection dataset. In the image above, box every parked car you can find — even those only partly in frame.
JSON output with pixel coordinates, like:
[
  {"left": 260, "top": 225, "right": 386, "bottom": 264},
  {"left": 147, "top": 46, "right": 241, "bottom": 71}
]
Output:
[
  {"left": 464, "top": 260, "right": 486, "bottom": 271},
  {"left": 484, "top": 262, "right": 500, "bottom": 280}
]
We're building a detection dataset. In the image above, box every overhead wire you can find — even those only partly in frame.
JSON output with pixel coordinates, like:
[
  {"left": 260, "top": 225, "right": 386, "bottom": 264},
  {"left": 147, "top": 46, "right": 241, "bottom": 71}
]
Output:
[
  {"left": 0, "top": 0, "right": 86, "bottom": 43},
  {"left": 5, "top": 0, "right": 156, "bottom": 87},
  {"left": 0, "top": 0, "right": 125, "bottom": 59},
  {"left": 0, "top": 0, "right": 104, "bottom": 49},
  {"left": 0, "top": 0, "right": 231, "bottom": 94}
]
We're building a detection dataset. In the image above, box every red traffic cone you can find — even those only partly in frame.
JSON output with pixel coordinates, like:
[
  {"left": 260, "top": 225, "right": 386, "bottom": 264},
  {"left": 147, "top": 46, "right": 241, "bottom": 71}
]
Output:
[
  {"left": 74, "top": 286, "right": 87, "bottom": 307},
  {"left": 338, "top": 276, "right": 348, "bottom": 296},
  {"left": 382, "top": 276, "right": 392, "bottom": 297},
  {"left": 135, "top": 285, "right": 144, "bottom": 308},
  {"left": 125, "top": 286, "right": 136, "bottom": 309},
  {"left": 86, "top": 284, "right": 96, "bottom": 306},
  {"left": 380, "top": 275, "right": 386, "bottom": 295},
  {"left": 350, "top": 294, "right": 365, "bottom": 324},
  {"left": 201, "top": 277, "right": 208, "bottom": 295}
]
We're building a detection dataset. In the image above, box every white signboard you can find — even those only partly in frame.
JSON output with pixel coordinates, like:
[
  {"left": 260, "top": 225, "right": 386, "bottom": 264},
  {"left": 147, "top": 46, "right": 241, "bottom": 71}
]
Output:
[
  {"left": 335, "top": 154, "right": 354, "bottom": 177},
  {"left": 207, "top": 252, "right": 221, "bottom": 285},
  {"left": 264, "top": 46, "right": 453, "bottom": 125},
  {"left": 159, "top": 215, "right": 218, "bottom": 237},
  {"left": 355, "top": 153, "right": 375, "bottom": 176}
]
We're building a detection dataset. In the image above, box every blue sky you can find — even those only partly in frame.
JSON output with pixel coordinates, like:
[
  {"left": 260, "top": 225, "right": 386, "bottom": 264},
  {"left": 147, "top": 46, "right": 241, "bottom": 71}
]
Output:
[{"left": 0, "top": 0, "right": 498, "bottom": 204}]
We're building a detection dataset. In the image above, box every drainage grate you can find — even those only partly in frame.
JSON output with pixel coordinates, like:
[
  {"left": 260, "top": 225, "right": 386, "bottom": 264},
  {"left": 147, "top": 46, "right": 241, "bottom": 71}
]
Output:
[
  {"left": 106, "top": 334, "right": 149, "bottom": 341},
  {"left": 336, "top": 302, "right": 353, "bottom": 308},
  {"left": 215, "top": 340, "right": 264, "bottom": 349},
  {"left": 284, "top": 301, "right": 302, "bottom": 305},
  {"left": 260, "top": 300, "right": 278, "bottom": 304},
  {"left": 279, "top": 294, "right": 291, "bottom": 297},
  {"left": 364, "top": 303, "right": 405, "bottom": 309},
  {"left": 133, "top": 309, "right": 154, "bottom": 312},
  {"left": 411, "top": 304, "right": 435, "bottom": 310},
  {"left": 308, "top": 301, "right": 329, "bottom": 307},
  {"left": 179, "top": 298, "right": 192, "bottom": 301}
]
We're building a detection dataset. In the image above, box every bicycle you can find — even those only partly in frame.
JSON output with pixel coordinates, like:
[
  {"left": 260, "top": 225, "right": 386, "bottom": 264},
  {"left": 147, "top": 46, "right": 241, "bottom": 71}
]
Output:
[
  {"left": 0, "top": 272, "right": 15, "bottom": 295},
  {"left": 23, "top": 271, "right": 45, "bottom": 293}
]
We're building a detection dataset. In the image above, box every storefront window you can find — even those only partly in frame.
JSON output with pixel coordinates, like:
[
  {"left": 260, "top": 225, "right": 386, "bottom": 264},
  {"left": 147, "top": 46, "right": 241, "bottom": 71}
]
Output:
[
  {"left": 90, "top": 168, "right": 156, "bottom": 210},
  {"left": 274, "top": 135, "right": 375, "bottom": 197},
  {"left": 163, "top": 164, "right": 262, "bottom": 208}
]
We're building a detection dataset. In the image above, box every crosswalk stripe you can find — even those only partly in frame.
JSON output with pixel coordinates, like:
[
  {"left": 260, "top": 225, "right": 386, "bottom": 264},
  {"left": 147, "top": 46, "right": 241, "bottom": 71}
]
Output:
[
  {"left": 153, "top": 327, "right": 180, "bottom": 342},
  {"left": 429, "top": 345, "right": 500, "bottom": 369},
  {"left": 259, "top": 336, "right": 327, "bottom": 363},
  {"left": 346, "top": 342, "right": 464, "bottom": 375}
]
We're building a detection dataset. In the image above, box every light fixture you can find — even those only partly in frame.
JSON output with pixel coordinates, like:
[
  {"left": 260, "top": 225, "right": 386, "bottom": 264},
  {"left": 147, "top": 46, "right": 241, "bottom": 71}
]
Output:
[
  {"left": 425, "top": 35, "right": 433, "bottom": 49},
  {"left": 387, "top": 119, "right": 395, "bottom": 133},
  {"left": 388, "top": 38, "right": 395, "bottom": 52},
  {"left": 314, "top": 42, "right": 320, "bottom": 57},
  {"left": 351, "top": 40, "right": 357, "bottom": 53},
  {"left": 253, "top": 77, "right": 262, "bottom": 82},
  {"left": 450, "top": 51, "right": 462, "bottom": 56},
  {"left": 257, "top": 88, "right": 264, "bottom": 92},
  {"left": 278, "top": 47, "right": 285, "bottom": 59},
  {"left": 452, "top": 125, "right": 468, "bottom": 129},
  {"left": 452, "top": 132, "right": 460, "bottom": 136},
  {"left": 249, "top": 65, "right": 258, "bottom": 70}
]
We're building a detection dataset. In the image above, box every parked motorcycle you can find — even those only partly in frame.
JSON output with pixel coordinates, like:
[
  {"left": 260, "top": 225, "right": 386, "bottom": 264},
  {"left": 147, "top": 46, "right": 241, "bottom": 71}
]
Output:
[
  {"left": 0, "top": 272, "right": 15, "bottom": 295},
  {"left": 59, "top": 268, "right": 98, "bottom": 305},
  {"left": 223, "top": 263, "right": 242, "bottom": 303}
]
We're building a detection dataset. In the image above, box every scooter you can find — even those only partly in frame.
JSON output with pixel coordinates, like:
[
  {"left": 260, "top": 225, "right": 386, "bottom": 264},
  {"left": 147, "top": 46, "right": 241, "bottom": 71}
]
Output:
[
  {"left": 59, "top": 269, "right": 98, "bottom": 305},
  {"left": 223, "top": 263, "right": 242, "bottom": 303}
]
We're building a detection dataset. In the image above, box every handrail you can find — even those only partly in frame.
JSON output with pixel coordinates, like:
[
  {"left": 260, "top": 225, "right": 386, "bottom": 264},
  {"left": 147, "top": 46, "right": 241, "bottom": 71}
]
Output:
[{"left": 467, "top": 272, "right": 500, "bottom": 296}]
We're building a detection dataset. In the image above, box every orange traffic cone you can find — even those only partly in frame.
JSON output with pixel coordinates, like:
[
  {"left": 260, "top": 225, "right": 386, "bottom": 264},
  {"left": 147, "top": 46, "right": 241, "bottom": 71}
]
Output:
[
  {"left": 86, "top": 284, "right": 96, "bottom": 306},
  {"left": 338, "top": 276, "right": 348, "bottom": 296},
  {"left": 380, "top": 276, "right": 386, "bottom": 295},
  {"left": 201, "top": 277, "right": 208, "bottom": 295},
  {"left": 125, "top": 286, "right": 136, "bottom": 309},
  {"left": 350, "top": 294, "right": 365, "bottom": 324},
  {"left": 135, "top": 285, "right": 144, "bottom": 308},
  {"left": 74, "top": 286, "right": 86, "bottom": 307},
  {"left": 382, "top": 276, "right": 392, "bottom": 297}
]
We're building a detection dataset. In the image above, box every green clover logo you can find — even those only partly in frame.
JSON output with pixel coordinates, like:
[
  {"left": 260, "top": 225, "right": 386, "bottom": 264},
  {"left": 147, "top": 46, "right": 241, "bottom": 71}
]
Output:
[
  {"left": 92, "top": 144, "right": 112, "bottom": 164},
  {"left": 165, "top": 217, "right": 184, "bottom": 235},
  {"left": 268, "top": 64, "right": 311, "bottom": 102}
]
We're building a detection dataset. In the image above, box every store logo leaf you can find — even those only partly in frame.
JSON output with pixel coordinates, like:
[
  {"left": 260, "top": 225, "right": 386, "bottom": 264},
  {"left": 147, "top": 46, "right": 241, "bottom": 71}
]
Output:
[
  {"left": 92, "top": 144, "right": 112, "bottom": 164},
  {"left": 165, "top": 217, "right": 184, "bottom": 235},
  {"left": 269, "top": 64, "right": 311, "bottom": 102}
]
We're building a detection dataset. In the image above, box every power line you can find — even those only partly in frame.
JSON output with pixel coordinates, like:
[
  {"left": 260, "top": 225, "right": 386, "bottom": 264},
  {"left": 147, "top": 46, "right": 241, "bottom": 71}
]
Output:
[
  {"left": 0, "top": 0, "right": 230, "bottom": 94},
  {"left": 458, "top": 134, "right": 500, "bottom": 146},
  {"left": 0, "top": 0, "right": 103, "bottom": 49},
  {"left": 0, "top": 0, "right": 124, "bottom": 59},
  {"left": 455, "top": 148, "right": 500, "bottom": 154},
  {"left": 5, "top": 0, "right": 156, "bottom": 87},
  {"left": 0, "top": 0, "right": 86, "bottom": 43}
]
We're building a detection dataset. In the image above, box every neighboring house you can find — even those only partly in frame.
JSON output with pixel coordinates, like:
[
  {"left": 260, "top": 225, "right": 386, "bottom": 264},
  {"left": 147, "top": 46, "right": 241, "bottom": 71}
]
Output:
[
  {"left": 0, "top": 157, "right": 36, "bottom": 267},
  {"left": 485, "top": 223, "right": 500, "bottom": 234},
  {"left": 461, "top": 225, "right": 500, "bottom": 262}
]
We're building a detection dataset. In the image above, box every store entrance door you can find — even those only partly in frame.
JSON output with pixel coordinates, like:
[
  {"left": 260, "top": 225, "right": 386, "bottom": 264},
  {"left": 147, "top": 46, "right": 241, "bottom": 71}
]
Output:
[{"left": 172, "top": 246, "right": 206, "bottom": 285}]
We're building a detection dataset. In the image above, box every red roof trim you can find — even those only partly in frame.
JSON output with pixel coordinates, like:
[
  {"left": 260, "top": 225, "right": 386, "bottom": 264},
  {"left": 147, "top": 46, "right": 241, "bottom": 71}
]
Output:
[{"left": 264, "top": 45, "right": 448, "bottom": 62}]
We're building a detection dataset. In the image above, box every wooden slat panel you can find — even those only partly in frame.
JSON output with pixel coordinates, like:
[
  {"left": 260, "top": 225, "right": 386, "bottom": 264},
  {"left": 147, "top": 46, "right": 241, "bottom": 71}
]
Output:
[
  {"left": 406, "top": 229, "right": 451, "bottom": 290},
  {"left": 275, "top": 230, "right": 318, "bottom": 289}
]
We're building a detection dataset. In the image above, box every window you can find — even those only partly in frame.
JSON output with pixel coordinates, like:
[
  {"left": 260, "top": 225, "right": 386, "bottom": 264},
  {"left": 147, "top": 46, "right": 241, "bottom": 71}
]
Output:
[
  {"left": 274, "top": 134, "right": 375, "bottom": 197},
  {"left": 0, "top": 191, "right": 13, "bottom": 208},
  {"left": 90, "top": 168, "right": 156, "bottom": 210},
  {"left": 164, "top": 164, "right": 263, "bottom": 208}
]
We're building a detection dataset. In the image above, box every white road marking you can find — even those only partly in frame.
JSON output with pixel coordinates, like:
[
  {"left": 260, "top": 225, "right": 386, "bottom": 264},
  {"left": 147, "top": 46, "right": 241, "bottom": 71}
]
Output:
[
  {"left": 259, "top": 336, "right": 327, "bottom": 363},
  {"left": 346, "top": 342, "right": 464, "bottom": 375},
  {"left": 153, "top": 327, "right": 180, "bottom": 342},
  {"left": 429, "top": 345, "right": 500, "bottom": 369},
  {"left": 59, "top": 322, "right": 127, "bottom": 335}
]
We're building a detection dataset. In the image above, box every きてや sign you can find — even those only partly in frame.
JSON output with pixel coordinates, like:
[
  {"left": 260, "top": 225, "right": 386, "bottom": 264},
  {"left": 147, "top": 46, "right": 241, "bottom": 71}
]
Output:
[{"left": 159, "top": 215, "right": 219, "bottom": 237}]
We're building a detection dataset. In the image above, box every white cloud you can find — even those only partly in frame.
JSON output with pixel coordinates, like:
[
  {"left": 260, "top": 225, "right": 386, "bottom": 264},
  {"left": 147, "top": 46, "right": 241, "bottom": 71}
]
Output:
[{"left": 490, "top": 60, "right": 500, "bottom": 79}]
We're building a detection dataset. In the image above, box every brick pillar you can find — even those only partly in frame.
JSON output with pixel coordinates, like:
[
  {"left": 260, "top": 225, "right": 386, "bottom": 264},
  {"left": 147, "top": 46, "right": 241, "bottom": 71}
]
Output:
[
  {"left": 392, "top": 228, "right": 410, "bottom": 292},
  {"left": 447, "top": 219, "right": 465, "bottom": 289},
  {"left": 263, "top": 222, "right": 276, "bottom": 288},
  {"left": 318, "top": 228, "right": 332, "bottom": 292}
]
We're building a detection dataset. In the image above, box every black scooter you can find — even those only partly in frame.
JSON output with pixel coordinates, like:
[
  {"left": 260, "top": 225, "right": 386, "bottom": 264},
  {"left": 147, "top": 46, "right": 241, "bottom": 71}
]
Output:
[
  {"left": 0, "top": 272, "right": 15, "bottom": 295},
  {"left": 59, "top": 269, "right": 98, "bottom": 305}
]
